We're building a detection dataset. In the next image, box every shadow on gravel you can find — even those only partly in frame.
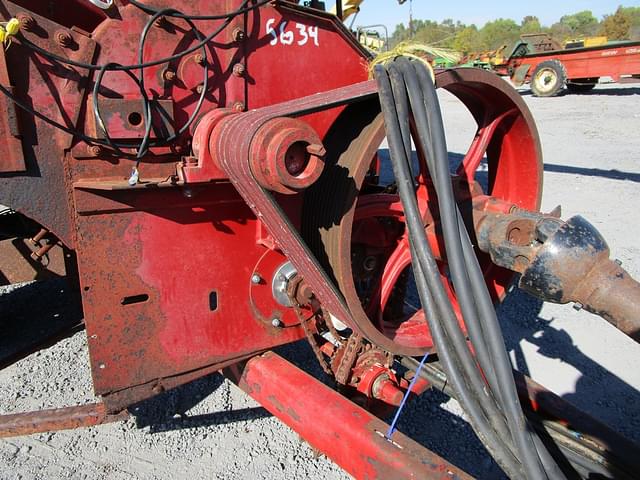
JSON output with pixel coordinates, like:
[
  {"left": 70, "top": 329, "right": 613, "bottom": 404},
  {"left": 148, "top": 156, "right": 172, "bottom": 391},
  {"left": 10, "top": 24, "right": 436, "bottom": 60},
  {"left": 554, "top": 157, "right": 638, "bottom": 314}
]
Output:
[
  {"left": 543, "top": 163, "right": 640, "bottom": 183},
  {"left": 0, "top": 278, "right": 83, "bottom": 368},
  {"left": 130, "top": 372, "right": 272, "bottom": 433},
  {"left": 497, "top": 287, "right": 640, "bottom": 445}
]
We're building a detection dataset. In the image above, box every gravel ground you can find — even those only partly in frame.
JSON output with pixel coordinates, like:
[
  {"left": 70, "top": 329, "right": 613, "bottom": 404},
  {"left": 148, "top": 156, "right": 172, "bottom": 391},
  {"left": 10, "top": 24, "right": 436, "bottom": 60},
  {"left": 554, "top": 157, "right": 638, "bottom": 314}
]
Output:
[{"left": 1, "top": 81, "right": 639, "bottom": 479}]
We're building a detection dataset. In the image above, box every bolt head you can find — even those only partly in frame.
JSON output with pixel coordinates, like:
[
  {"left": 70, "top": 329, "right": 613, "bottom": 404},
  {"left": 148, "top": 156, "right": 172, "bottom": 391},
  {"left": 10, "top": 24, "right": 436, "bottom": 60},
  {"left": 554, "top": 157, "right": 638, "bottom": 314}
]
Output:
[
  {"left": 271, "top": 318, "right": 282, "bottom": 328},
  {"left": 55, "top": 30, "right": 73, "bottom": 48},
  {"left": 251, "top": 273, "right": 262, "bottom": 284},
  {"left": 232, "top": 63, "right": 246, "bottom": 77},
  {"left": 154, "top": 16, "right": 168, "bottom": 28},
  {"left": 196, "top": 84, "right": 205, "bottom": 94},
  {"left": 17, "top": 13, "right": 35, "bottom": 31},
  {"left": 194, "top": 53, "right": 206, "bottom": 65},
  {"left": 163, "top": 69, "right": 176, "bottom": 82},
  {"left": 88, "top": 145, "right": 102, "bottom": 156},
  {"left": 232, "top": 28, "right": 245, "bottom": 42}
]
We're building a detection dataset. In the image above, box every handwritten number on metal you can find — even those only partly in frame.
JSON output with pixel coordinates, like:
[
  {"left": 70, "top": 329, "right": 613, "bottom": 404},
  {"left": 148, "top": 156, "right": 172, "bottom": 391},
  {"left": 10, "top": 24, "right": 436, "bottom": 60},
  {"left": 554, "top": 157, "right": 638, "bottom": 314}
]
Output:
[{"left": 267, "top": 19, "right": 319, "bottom": 47}]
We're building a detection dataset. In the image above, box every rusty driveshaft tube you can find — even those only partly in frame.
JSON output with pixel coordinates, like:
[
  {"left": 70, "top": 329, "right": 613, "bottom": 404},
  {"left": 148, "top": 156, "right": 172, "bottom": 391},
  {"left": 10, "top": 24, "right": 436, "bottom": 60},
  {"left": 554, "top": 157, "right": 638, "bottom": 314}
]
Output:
[{"left": 572, "top": 259, "right": 640, "bottom": 341}]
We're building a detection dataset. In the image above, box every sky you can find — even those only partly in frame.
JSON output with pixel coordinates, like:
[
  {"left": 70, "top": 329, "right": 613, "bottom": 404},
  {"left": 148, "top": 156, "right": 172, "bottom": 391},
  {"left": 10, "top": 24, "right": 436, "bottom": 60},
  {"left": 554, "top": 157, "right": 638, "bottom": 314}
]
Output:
[{"left": 330, "top": 1, "right": 637, "bottom": 30}]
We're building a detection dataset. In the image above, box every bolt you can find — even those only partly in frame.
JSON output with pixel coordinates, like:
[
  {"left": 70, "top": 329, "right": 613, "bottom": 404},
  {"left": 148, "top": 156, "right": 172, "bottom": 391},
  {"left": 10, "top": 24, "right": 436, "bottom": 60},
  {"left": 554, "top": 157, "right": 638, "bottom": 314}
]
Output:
[
  {"left": 196, "top": 83, "right": 205, "bottom": 94},
  {"left": 232, "top": 63, "right": 246, "bottom": 77},
  {"left": 232, "top": 27, "right": 245, "bottom": 42},
  {"left": 182, "top": 187, "right": 194, "bottom": 198},
  {"left": 271, "top": 318, "right": 283, "bottom": 328},
  {"left": 251, "top": 273, "right": 262, "bottom": 285},
  {"left": 55, "top": 30, "right": 73, "bottom": 49},
  {"left": 363, "top": 255, "right": 378, "bottom": 272},
  {"left": 306, "top": 143, "right": 326, "bottom": 157},
  {"left": 154, "top": 16, "right": 168, "bottom": 28},
  {"left": 615, "top": 258, "right": 622, "bottom": 266},
  {"left": 163, "top": 69, "right": 176, "bottom": 82},
  {"left": 88, "top": 145, "right": 102, "bottom": 156},
  {"left": 17, "top": 13, "right": 35, "bottom": 32},
  {"left": 232, "top": 101, "right": 245, "bottom": 112},
  {"left": 194, "top": 53, "right": 206, "bottom": 66},
  {"left": 573, "top": 302, "right": 583, "bottom": 311},
  {"left": 295, "top": 283, "right": 314, "bottom": 304}
]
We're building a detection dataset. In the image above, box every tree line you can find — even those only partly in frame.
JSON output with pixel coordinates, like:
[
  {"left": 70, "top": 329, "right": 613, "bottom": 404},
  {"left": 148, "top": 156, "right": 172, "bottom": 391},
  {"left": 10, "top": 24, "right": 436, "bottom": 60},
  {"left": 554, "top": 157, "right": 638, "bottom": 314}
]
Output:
[{"left": 390, "top": 6, "right": 640, "bottom": 53}]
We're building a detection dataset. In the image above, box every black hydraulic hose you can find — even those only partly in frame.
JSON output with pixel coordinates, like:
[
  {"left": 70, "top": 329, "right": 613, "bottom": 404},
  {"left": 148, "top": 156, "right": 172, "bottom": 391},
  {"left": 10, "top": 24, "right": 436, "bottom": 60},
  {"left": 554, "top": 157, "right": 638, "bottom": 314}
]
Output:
[
  {"left": 412, "top": 61, "right": 553, "bottom": 480},
  {"left": 410, "top": 247, "right": 524, "bottom": 478},
  {"left": 394, "top": 57, "right": 504, "bottom": 407},
  {"left": 386, "top": 63, "right": 516, "bottom": 448},
  {"left": 374, "top": 64, "right": 523, "bottom": 478},
  {"left": 375, "top": 58, "right": 572, "bottom": 479}
]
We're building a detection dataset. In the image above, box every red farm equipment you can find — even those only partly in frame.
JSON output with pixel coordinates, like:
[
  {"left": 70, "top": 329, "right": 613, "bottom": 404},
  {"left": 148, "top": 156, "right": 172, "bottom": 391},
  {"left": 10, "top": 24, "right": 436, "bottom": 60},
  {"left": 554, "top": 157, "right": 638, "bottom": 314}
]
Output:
[
  {"left": 495, "top": 33, "right": 640, "bottom": 97},
  {"left": 1, "top": 1, "right": 640, "bottom": 479}
]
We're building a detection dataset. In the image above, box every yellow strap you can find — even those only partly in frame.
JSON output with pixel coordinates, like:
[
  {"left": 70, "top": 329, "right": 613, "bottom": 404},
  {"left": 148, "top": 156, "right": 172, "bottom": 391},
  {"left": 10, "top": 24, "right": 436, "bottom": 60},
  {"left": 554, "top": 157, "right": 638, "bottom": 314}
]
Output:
[
  {"left": 369, "top": 42, "right": 436, "bottom": 81},
  {"left": 5, "top": 18, "right": 19, "bottom": 36},
  {"left": 0, "top": 17, "right": 19, "bottom": 49}
]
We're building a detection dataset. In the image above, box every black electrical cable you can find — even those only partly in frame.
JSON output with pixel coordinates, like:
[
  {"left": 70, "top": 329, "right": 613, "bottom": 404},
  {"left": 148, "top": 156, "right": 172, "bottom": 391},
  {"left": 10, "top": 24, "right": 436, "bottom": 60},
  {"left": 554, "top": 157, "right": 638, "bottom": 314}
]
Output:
[
  {"left": 132, "top": 7, "right": 209, "bottom": 164},
  {"left": 1, "top": 0, "right": 261, "bottom": 161},
  {"left": 129, "top": 0, "right": 269, "bottom": 20},
  {"left": 4, "top": 4, "right": 212, "bottom": 163},
  {"left": 92, "top": 62, "right": 152, "bottom": 157},
  {"left": 89, "top": 7, "right": 208, "bottom": 172},
  {"left": 16, "top": 0, "right": 270, "bottom": 72},
  {"left": 374, "top": 64, "right": 523, "bottom": 478}
]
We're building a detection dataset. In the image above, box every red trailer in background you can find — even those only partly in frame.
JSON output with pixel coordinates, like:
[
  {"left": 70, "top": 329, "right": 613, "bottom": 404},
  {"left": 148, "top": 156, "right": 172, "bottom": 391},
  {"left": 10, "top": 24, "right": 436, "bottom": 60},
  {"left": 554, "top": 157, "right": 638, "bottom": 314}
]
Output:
[{"left": 495, "top": 34, "right": 640, "bottom": 96}]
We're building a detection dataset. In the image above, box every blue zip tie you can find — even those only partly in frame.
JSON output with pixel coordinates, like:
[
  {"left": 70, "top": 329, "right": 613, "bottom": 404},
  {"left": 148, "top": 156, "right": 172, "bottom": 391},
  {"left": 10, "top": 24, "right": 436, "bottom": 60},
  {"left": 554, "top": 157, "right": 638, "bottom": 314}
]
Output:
[{"left": 385, "top": 352, "right": 429, "bottom": 439}]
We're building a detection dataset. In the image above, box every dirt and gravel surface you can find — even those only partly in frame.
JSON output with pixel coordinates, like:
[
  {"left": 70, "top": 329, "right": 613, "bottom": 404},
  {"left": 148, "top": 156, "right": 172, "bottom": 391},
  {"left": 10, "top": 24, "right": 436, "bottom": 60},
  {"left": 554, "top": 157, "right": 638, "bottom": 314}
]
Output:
[{"left": 1, "top": 81, "right": 639, "bottom": 480}]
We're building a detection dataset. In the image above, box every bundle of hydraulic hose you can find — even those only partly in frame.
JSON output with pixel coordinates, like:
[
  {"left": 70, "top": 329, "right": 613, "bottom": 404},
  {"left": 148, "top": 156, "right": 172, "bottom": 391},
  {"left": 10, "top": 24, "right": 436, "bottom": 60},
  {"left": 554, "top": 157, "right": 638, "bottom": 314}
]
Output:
[{"left": 373, "top": 57, "right": 569, "bottom": 480}]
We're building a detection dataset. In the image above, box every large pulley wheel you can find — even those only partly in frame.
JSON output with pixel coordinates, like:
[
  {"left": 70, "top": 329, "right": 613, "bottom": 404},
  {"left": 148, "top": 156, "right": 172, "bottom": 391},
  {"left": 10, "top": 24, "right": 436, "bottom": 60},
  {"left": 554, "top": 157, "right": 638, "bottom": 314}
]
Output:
[{"left": 303, "top": 68, "right": 542, "bottom": 356}]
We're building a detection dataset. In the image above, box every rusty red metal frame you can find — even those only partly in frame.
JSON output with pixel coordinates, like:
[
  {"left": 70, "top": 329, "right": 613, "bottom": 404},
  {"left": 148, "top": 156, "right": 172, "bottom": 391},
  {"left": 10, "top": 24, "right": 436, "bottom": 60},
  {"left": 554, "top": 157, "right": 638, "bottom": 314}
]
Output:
[
  {"left": 0, "top": 403, "right": 128, "bottom": 438},
  {"left": 226, "top": 351, "right": 472, "bottom": 480}
]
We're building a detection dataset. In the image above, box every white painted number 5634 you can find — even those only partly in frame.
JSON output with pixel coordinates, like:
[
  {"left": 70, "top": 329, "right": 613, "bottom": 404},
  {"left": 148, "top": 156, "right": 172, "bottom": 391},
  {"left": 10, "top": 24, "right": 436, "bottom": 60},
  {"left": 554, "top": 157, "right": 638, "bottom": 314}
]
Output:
[{"left": 266, "top": 18, "right": 319, "bottom": 47}]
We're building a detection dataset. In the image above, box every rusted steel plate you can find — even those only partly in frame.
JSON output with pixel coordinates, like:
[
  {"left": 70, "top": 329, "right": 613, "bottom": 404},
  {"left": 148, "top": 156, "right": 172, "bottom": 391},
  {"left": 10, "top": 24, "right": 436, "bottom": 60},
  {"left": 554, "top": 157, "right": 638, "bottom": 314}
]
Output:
[
  {"left": 0, "top": 238, "right": 66, "bottom": 285},
  {"left": 0, "top": 47, "right": 25, "bottom": 173},
  {"left": 227, "top": 351, "right": 472, "bottom": 480},
  {"left": 0, "top": 403, "right": 128, "bottom": 438},
  {"left": 74, "top": 186, "right": 306, "bottom": 396},
  {"left": 0, "top": 1, "right": 99, "bottom": 247}
]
